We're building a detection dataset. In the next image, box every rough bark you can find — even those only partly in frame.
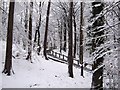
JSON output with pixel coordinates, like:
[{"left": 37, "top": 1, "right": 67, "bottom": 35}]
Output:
[
  {"left": 91, "top": 2, "right": 104, "bottom": 90},
  {"left": 68, "top": 0, "right": 73, "bottom": 78},
  {"left": 117, "top": 4, "right": 120, "bottom": 89},
  {"left": 2, "top": 1, "right": 15, "bottom": 76}
]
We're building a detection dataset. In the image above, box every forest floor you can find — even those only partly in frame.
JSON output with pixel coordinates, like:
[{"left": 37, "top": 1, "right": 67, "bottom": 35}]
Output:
[{"left": 1, "top": 40, "right": 92, "bottom": 88}]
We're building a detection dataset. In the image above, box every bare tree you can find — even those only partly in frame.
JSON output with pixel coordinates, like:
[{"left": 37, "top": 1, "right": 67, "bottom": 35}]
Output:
[
  {"left": 2, "top": 1, "right": 15, "bottom": 76},
  {"left": 73, "top": 8, "right": 77, "bottom": 58},
  {"left": 91, "top": 2, "right": 105, "bottom": 89},
  {"left": 34, "top": 2, "right": 42, "bottom": 55},
  {"left": 68, "top": 0, "right": 73, "bottom": 78},
  {"left": 43, "top": 0, "right": 51, "bottom": 60},
  {"left": 23, "top": 2, "right": 28, "bottom": 50},
  {"left": 79, "top": 2, "right": 84, "bottom": 77},
  {"left": 26, "top": 1, "right": 33, "bottom": 63},
  {"left": 63, "top": 8, "right": 67, "bottom": 52}
]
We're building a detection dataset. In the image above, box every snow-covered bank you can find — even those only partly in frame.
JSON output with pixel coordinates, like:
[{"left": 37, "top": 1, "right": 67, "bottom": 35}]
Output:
[{"left": 1, "top": 41, "right": 92, "bottom": 88}]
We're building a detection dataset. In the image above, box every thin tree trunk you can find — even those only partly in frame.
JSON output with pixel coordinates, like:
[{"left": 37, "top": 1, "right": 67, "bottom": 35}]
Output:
[
  {"left": 73, "top": 10, "right": 77, "bottom": 58},
  {"left": 57, "top": 19, "right": 62, "bottom": 53},
  {"left": 68, "top": 0, "right": 73, "bottom": 78},
  {"left": 2, "top": 1, "right": 15, "bottom": 76},
  {"left": 23, "top": 3, "right": 28, "bottom": 50},
  {"left": 43, "top": 0, "right": 51, "bottom": 60},
  {"left": 26, "top": 1, "right": 33, "bottom": 63},
  {"left": 34, "top": 2, "right": 41, "bottom": 55},
  {"left": 79, "top": 2, "right": 84, "bottom": 77},
  {"left": 63, "top": 16, "right": 67, "bottom": 52}
]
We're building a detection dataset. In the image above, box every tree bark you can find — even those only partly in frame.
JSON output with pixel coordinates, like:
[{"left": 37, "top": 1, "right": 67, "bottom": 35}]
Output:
[
  {"left": 26, "top": 1, "right": 33, "bottom": 63},
  {"left": 2, "top": 1, "right": 15, "bottom": 76},
  {"left": 63, "top": 13, "right": 67, "bottom": 52},
  {"left": 117, "top": 4, "right": 120, "bottom": 89},
  {"left": 23, "top": 3, "right": 28, "bottom": 50},
  {"left": 73, "top": 9, "right": 77, "bottom": 58},
  {"left": 34, "top": 2, "right": 41, "bottom": 55},
  {"left": 43, "top": 0, "right": 51, "bottom": 60},
  {"left": 91, "top": 2, "right": 104, "bottom": 90},
  {"left": 79, "top": 2, "right": 84, "bottom": 77},
  {"left": 68, "top": 0, "right": 73, "bottom": 78}
]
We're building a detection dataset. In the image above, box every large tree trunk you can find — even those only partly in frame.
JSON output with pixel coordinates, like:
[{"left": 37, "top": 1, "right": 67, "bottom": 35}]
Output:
[
  {"left": 43, "top": 0, "right": 51, "bottom": 60},
  {"left": 2, "top": 1, "right": 15, "bottom": 76},
  {"left": 117, "top": 4, "right": 120, "bottom": 89},
  {"left": 79, "top": 2, "right": 84, "bottom": 77},
  {"left": 68, "top": 0, "right": 73, "bottom": 78},
  {"left": 91, "top": 2, "right": 104, "bottom": 90},
  {"left": 26, "top": 1, "right": 33, "bottom": 63}
]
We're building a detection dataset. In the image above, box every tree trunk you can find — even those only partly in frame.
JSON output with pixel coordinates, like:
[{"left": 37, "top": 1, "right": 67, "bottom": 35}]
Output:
[
  {"left": 73, "top": 10, "right": 77, "bottom": 58},
  {"left": 60, "top": 19, "right": 62, "bottom": 53},
  {"left": 117, "top": 5, "right": 120, "bottom": 89},
  {"left": 34, "top": 2, "right": 41, "bottom": 55},
  {"left": 23, "top": 3, "right": 28, "bottom": 50},
  {"left": 68, "top": 0, "right": 73, "bottom": 78},
  {"left": 79, "top": 2, "right": 84, "bottom": 77},
  {"left": 63, "top": 15, "right": 67, "bottom": 52},
  {"left": 26, "top": 1, "right": 33, "bottom": 63},
  {"left": 2, "top": 1, "right": 15, "bottom": 76},
  {"left": 91, "top": 2, "right": 104, "bottom": 90},
  {"left": 43, "top": 0, "right": 51, "bottom": 60}
]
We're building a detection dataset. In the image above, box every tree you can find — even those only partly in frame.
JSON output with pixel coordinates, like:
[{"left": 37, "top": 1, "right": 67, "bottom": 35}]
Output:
[
  {"left": 117, "top": 3, "right": 120, "bottom": 89},
  {"left": 2, "top": 1, "right": 15, "bottom": 76},
  {"left": 68, "top": 0, "right": 73, "bottom": 78},
  {"left": 90, "top": 2, "right": 105, "bottom": 89},
  {"left": 73, "top": 8, "right": 77, "bottom": 58},
  {"left": 79, "top": 2, "right": 84, "bottom": 77},
  {"left": 26, "top": 1, "right": 33, "bottom": 63},
  {"left": 63, "top": 6, "right": 67, "bottom": 52},
  {"left": 34, "top": 2, "right": 42, "bottom": 55},
  {"left": 57, "top": 19, "right": 62, "bottom": 53},
  {"left": 43, "top": 0, "right": 51, "bottom": 60},
  {"left": 23, "top": 2, "right": 28, "bottom": 50}
]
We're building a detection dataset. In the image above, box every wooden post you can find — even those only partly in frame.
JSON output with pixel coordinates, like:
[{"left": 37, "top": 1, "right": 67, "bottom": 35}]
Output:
[{"left": 63, "top": 55, "right": 64, "bottom": 60}]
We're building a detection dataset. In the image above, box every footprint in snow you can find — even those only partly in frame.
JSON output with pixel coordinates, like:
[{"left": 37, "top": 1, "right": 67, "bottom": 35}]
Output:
[
  {"left": 29, "top": 84, "right": 40, "bottom": 88},
  {"left": 39, "top": 69, "right": 44, "bottom": 70}
]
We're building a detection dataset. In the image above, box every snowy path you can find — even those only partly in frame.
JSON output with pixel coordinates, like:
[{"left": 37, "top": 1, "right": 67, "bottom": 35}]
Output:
[
  {"left": 2, "top": 57, "right": 92, "bottom": 88},
  {"left": 1, "top": 41, "right": 92, "bottom": 88}
]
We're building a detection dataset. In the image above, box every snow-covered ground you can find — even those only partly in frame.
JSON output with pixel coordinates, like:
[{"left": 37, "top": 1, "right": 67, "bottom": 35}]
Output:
[
  {"left": 0, "top": 40, "right": 2, "bottom": 89},
  {"left": 1, "top": 40, "right": 92, "bottom": 88}
]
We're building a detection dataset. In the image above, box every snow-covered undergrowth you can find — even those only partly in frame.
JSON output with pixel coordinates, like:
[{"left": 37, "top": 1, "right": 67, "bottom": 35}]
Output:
[{"left": 1, "top": 40, "right": 92, "bottom": 88}]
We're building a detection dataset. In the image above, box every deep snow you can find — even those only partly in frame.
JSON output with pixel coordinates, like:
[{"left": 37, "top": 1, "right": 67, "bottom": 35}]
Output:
[{"left": 1, "top": 40, "right": 92, "bottom": 88}]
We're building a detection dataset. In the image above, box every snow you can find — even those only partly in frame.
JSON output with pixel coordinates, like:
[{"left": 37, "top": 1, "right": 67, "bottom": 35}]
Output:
[
  {"left": 1, "top": 41, "right": 92, "bottom": 88},
  {"left": 0, "top": 40, "right": 2, "bottom": 89}
]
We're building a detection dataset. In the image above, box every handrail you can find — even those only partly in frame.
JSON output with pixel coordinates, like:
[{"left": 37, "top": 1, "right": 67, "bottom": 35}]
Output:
[{"left": 47, "top": 50, "right": 92, "bottom": 67}]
